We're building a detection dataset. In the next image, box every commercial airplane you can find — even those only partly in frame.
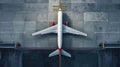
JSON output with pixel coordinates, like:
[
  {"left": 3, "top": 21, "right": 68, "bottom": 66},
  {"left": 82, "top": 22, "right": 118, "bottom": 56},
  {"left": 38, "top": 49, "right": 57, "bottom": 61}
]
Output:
[{"left": 32, "top": 0, "right": 87, "bottom": 58}]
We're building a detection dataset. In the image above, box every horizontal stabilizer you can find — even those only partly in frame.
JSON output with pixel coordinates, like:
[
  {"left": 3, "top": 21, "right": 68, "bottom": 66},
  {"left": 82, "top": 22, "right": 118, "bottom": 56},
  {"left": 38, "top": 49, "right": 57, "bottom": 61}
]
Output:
[
  {"left": 48, "top": 49, "right": 71, "bottom": 57},
  {"left": 49, "top": 49, "right": 58, "bottom": 57},
  {"left": 61, "top": 49, "right": 71, "bottom": 57}
]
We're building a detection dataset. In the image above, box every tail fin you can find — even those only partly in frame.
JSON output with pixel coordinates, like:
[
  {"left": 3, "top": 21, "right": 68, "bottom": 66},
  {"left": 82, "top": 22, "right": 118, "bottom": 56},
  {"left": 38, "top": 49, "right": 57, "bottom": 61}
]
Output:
[{"left": 48, "top": 49, "right": 71, "bottom": 57}]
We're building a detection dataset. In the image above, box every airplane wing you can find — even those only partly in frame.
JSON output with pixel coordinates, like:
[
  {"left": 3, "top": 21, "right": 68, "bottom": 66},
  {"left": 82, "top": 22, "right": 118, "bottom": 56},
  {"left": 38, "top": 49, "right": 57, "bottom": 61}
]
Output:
[
  {"left": 63, "top": 25, "right": 87, "bottom": 36},
  {"left": 32, "top": 25, "right": 58, "bottom": 36}
]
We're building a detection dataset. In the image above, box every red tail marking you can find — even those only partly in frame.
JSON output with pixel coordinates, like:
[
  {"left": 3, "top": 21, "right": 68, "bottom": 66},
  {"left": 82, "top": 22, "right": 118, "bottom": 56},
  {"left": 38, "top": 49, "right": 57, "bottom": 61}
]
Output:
[{"left": 58, "top": 48, "right": 61, "bottom": 54}]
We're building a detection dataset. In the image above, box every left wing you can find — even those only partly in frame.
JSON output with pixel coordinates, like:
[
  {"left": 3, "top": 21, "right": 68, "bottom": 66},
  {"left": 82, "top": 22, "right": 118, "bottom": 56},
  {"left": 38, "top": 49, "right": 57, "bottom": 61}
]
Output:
[
  {"left": 63, "top": 25, "right": 87, "bottom": 36},
  {"left": 32, "top": 25, "right": 58, "bottom": 36}
]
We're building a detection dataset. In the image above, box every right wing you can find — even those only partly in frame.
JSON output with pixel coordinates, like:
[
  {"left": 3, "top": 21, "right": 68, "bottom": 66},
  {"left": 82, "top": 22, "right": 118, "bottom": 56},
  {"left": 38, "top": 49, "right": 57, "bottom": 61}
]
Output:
[
  {"left": 32, "top": 25, "right": 58, "bottom": 36},
  {"left": 63, "top": 25, "right": 87, "bottom": 36}
]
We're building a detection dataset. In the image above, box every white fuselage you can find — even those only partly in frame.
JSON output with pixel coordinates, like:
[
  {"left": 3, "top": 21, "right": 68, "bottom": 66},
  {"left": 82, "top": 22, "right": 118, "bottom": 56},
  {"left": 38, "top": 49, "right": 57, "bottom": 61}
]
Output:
[{"left": 58, "top": 8, "right": 63, "bottom": 49}]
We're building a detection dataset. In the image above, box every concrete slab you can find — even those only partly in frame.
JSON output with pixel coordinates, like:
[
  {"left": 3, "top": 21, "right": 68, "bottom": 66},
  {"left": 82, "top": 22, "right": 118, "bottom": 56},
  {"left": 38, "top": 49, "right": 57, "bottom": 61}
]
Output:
[
  {"left": 24, "top": 12, "right": 38, "bottom": 21},
  {"left": 35, "top": 36, "right": 49, "bottom": 48},
  {"left": 0, "top": 32, "right": 15, "bottom": 43},
  {"left": 95, "top": 22, "right": 120, "bottom": 32},
  {"left": 61, "top": 3, "right": 71, "bottom": 11},
  {"left": 96, "top": 4, "right": 120, "bottom": 12},
  {"left": 84, "top": 22, "right": 95, "bottom": 35},
  {"left": 61, "top": 0, "right": 71, "bottom": 3},
  {"left": 48, "top": 34, "right": 57, "bottom": 48},
  {"left": 24, "top": 0, "right": 49, "bottom": 3},
  {"left": 48, "top": 12, "right": 58, "bottom": 22},
  {"left": 24, "top": 3, "right": 48, "bottom": 12},
  {"left": 0, "top": 0, "right": 24, "bottom": 3},
  {"left": 72, "top": 36, "right": 83, "bottom": 48},
  {"left": 14, "top": 32, "right": 24, "bottom": 45},
  {"left": 36, "top": 21, "right": 49, "bottom": 31},
  {"left": 0, "top": 4, "right": 2, "bottom": 10},
  {"left": 84, "top": 12, "right": 108, "bottom": 22},
  {"left": 24, "top": 21, "right": 36, "bottom": 33},
  {"left": 63, "top": 35, "right": 73, "bottom": 48},
  {"left": 108, "top": 22, "right": 120, "bottom": 32},
  {"left": 48, "top": 0, "right": 59, "bottom": 12},
  {"left": 13, "top": 12, "right": 25, "bottom": 21},
  {"left": 71, "top": 3, "right": 85, "bottom": 13},
  {"left": 94, "top": 22, "right": 108, "bottom": 32},
  {"left": 83, "top": 22, "right": 97, "bottom": 48},
  {"left": 96, "top": 33, "right": 120, "bottom": 44},
  {"left": 109, "top": 12, "right": 120, "bottom": 22},
  {"left": 13, "top": 21, "right": 25, "bottom": 33},
  {"left": 95, "top": 0, "right": 112, "bottom": 4},
  {"left": 1, "top": 3, "right": 24, "bottom": 11},
  {"left": 84, "top": 3, "right": 96, "bottom": 12},
  {"left": 49, "top": 0, "right": 59, "bottom": 4},
  {"left": 0, "top": 22, "right": 14, "bottom": 32},
  {"left": 112, "top": 0, "right": 120, "bottom": 4},
  {"left": 0, "top": 12, "right": 16, "bottom": 21},
  {"left": 23, "top": 33, "right": 35, "bottom": 48},
  {"left": 63, "top": 12, "right": 84, "bottom": 30},
  {"left": 71, "top": 0, "right": 96, "bottom": 3},
  {"left": 37, "top": 14, "right": 48, "bottom": 22},
  {"left": 72, "top": 21, "right": 84, "bottom": 34},
  {"left": 23, "top": 33, "right": 36, "bottom": 48},
  {"left": 70, "top": 12, "right": 84, "bottom": 21}
]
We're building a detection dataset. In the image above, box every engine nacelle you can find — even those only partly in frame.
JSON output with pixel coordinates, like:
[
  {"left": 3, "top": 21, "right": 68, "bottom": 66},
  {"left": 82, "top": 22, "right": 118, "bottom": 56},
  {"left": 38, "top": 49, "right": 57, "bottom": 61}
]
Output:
[
  {"left": 65, "top": 21, "right": 69, "bottom": 26},
  {"left": 50, "top": 21, "right": 55, "bottom": 26}
]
